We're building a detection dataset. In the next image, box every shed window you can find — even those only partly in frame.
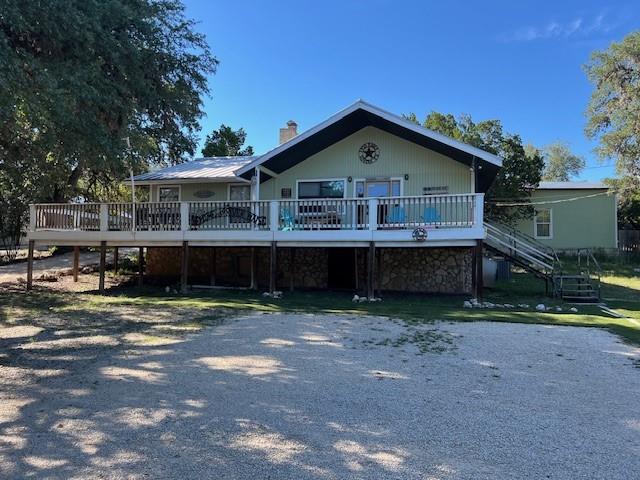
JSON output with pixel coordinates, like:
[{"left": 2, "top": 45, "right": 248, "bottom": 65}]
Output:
[
  {"left": 159, "top": 186, "right": 179, "bottom": 202},
  {"left": 298, "top": 180, "right": 345, "bottom": 199},
  {"left": 534, "top": 208, "right": 552, "bottom": 239}
]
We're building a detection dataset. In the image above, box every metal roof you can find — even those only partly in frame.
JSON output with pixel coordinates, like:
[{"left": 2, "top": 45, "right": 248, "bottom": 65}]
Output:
[
  {"left": 131, "top": 156, "right": 256, "bottom": 183},
  {"left": 537, "top": 181, "right": 608, "bottom": 190}
]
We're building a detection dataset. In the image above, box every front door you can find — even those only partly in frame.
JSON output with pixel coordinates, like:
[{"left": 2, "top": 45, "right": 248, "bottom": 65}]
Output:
[{"left": 356, "top": 179, "right": 401, "bottom": 225}]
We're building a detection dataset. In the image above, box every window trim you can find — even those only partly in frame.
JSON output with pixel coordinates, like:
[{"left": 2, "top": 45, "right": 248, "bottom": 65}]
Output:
[
  {"left": 534, "top": 208, "right": 553, "bottom": 239},
  {"left": 295, "top": 178, "right": 347, "bottom": 199},
  {"left": 227, "top": 182, "right": 252, "bottom": 201},
  {"left": 353, "top": 177, "right": 404, "bottom": 198},
  {"left": 157, "top": 185, "right": 181, "bottom": 202}
]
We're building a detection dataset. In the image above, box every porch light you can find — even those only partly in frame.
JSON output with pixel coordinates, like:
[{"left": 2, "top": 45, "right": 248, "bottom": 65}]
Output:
[{"left": 404, "top": 174, "right": 409, "bottom": 180}]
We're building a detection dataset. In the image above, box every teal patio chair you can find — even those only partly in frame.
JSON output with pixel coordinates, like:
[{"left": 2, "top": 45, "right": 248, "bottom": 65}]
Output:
[
  {"left": 387, "top": 205, "right": 406, "bottom": 224},
  {"left": 280, "top": 208, "right": 295, "bottom": 231},
  {"left": 422, "top": 207, "right": 441, "bottom": 224}
]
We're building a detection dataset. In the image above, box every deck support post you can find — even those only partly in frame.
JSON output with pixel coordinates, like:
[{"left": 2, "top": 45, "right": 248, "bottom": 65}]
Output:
[
  {"left": 210, "top": 247, "right": 216, "bottom": 286},
  {"left": 367, "top": 242, "right": 376, "bottom": 299},
  {"left": 354, "top": 248, "right": 359, "bottom": 292},
  {"left": 98, "top": 241, "right": 106, "bottom": 294},
  {"left": 113, "top": 247, "right": 119, "bottom": 274},
  {"left": 181, "top": 241, "right": 189, "bottom": 294},
  {"left": 289, "top": 247, "right": 295, "bottom": 292},
  {"left": 250, "top": 247, "right": 257, "bottom": 290},
  {"left": 473, "top": 240, "right": 483, "bottom": 300},
  {"left": 73, "top": 246, "right": 80, "bottom": 282},
  {"left": 269, "top": 241, "right": 277, "bottom": 293},
  {"left": 26, "top": 240, "right": 35, "bottom": 291},
  {"left": 138, "top": 247, "right": 144, "bottom": 287}
]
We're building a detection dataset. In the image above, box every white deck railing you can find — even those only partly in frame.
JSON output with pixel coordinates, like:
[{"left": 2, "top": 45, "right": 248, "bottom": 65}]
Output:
[{"left": 30, "top": 194, "right": 484, "bottom": 234}]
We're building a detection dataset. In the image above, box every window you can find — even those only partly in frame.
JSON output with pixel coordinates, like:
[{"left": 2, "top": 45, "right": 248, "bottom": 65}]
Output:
[
  {"left": 534, "top": 208, "right": 552, "bottom": 238},
  {"left": 229, "top": 184, "right": 251, "bottom": 201},
  {"left": 298, "top": 180, "right": 345, "bottom": 199},
  {"left": 159, "top": 186, "right": 179, "bottom": 202},
  {"left": 355, "top": 179, "right": 401, "bottom": 198}
]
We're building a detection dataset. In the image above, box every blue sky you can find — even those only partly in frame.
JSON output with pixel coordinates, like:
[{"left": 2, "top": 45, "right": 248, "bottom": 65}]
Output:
[{"left": 183, "top": 0, "right": 639, "bottom": 181}]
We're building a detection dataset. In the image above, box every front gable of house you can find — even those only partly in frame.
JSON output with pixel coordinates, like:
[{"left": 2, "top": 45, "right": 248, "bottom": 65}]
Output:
[{"left": 260, "top": 126, "right": 473, "bottom": 199}]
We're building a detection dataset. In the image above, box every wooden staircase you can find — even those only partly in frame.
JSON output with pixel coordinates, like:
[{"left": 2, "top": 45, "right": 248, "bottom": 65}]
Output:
[
  {"left": 485, "top": 223, "right": 602, "bottom": 301},
  {"left": 485, "top": 222, "right": 560, "bottom": 294}
]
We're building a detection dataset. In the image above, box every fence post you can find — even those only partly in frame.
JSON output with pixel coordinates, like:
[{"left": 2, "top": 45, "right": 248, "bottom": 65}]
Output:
[
  {"left": 270, "top": 201, "right": 279, "bottom": 232},
  {"left": 368, "top": 198, "right": 378, "bottom": 231},
  {"left": 100, "top": 204, "right": 108, "bottom": 232},
  {"left": 180, "top": 202, "right": 189, "bottom": 231},
  {"left": 29, "top": 205, "right": 36, "bottom": 231}
]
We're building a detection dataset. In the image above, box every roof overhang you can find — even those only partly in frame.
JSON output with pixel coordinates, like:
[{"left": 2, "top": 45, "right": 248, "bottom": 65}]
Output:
[{"left": 236, "top": 100, "right": 503, "bottom": 192}]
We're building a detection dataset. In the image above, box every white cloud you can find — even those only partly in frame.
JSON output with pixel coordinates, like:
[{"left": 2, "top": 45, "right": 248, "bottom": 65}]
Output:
[{"left": 501, "top": 13, "right": 615, "bottom": 42}]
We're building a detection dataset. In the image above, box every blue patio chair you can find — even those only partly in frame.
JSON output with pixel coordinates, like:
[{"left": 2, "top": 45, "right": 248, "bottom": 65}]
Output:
[
  {"left": 387, "top": 205, "right": 406, "bottom": 224},
  {"left": 280, "top": 208, "right": 295, "bottom": 231},
  {"left": 422, "top": 207, "right": 441, "bottom": 224}
]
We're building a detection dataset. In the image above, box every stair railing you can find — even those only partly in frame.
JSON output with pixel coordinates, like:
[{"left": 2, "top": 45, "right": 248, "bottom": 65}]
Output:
[{"left": 577, "top": 249, "right": 602, "bottom": 300}]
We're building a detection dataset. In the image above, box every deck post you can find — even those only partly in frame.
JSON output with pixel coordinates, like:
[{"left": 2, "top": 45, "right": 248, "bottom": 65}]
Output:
[
  {"left": 354, "top": 248, "right": 359, "bottom": 291},
  {"left": 289, "top": 247, "right": 295, "bottom": 292},
  {"left": 180, "top": 202, "right": 189, "bottom": 231},
  {"left": 99, "top": 204, "right": 108, "bottom": 232},
  {"left": 26, "top": 240, "right": 35, "bottom": 291},
  {"left": 113, "top": 247, "right": 119, "bottom": 274},
  {"left": 210, "top": 247, "right": 216, "bottom": 286},
  {"left": 367, "top": 241, "right": 376, "bottom": 299},
  {"left": 269, "top": 241, "right": 277, "bottom": 293},
  {"left": 137, "top": 247, "right": 144, "bottom": 286},
  {"left": 269, "top": 201, "right": 279, "bottom": 232},
  {"left": 474, "top": 240, "right": 484, "bottom": 300},
  {"left": 98, "top": 241, "right": 106, "bottom": 293},
  {"left": 73, "top": 246, "right": 80, "bottom": 282},
  {"left": 250, "top": 247, "right": 257, "bottom": 290},
  {"left": 180, "top": 241, "right": 189, "bottom": 294}
]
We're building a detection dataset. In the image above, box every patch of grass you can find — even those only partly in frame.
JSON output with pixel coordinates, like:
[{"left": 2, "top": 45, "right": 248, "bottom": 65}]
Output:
[{"left": 2, "top": 257, "right": 638, "bottom": 346}]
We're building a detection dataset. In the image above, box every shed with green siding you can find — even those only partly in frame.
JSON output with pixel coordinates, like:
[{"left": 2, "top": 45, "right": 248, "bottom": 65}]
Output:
[{"left": 515, "top": 182, "right": 617, "bottom": 252}]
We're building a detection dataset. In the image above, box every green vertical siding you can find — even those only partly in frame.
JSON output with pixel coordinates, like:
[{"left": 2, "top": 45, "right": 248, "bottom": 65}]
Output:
[
  {"left": 515, "top": 189, "right": 617, "bottom": 250},
  {"left": 260, "top": 126, "right": 472, "bottom": 199}
]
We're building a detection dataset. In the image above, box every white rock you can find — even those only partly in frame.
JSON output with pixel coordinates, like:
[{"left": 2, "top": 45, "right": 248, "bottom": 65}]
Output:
[
  {"left": 352, "top": 295, "right": 360, "bottom": 302},
  {"left": 555, "top": 307, "right": 563, "bottom": 312},
  {"left": 463, "top": 301, "right": 473, "bottom": 309},
  {"left": 495, "top": 304, "right": 505, "bottom": 308},
  {"left": 535, "top": 304, "right": 546, "bottom": 311},
  {"left": 504, "top": 304, "right": 514, "bottom": 309},
  {"left": 518, "top": 304, "right": 530, "bottom": 309},
  {"left": 569, "top": 307, "right": 578, "bottom": 313},
  {"left": 165, "top": 286, "right": 171, "bottom": 293}
]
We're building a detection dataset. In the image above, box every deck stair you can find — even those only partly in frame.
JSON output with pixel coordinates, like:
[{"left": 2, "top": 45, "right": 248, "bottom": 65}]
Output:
[
  {"left": 484, "top": 222, "right": 560, "bottom": 292},
  {"left": 554, "top": 249, "right": 602, "bottom": 302}
]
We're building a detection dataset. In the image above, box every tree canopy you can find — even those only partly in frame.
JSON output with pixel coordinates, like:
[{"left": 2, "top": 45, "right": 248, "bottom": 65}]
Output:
[
  {"left": 0, "top": 0, "right": 216, "bottom": 251},
  {"left": 0, "top": 0, "right": 217, "bottom": 201},
  {"left": 202, "top": 125, "right": 254, "bottom": 157},
  {"left": 406, "top": 111, "right": 544, "bottom": 224},
  {"left": 585, "top": 31, "right": 640, "bottom": 186},
  {"left": 541, "top": 142, "right": 585, "bottom": 182}
]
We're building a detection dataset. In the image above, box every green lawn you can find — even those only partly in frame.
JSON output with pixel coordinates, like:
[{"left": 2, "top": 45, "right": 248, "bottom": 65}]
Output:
[{"left": 2, "top": 258, "right": 639, "bottom": 346}]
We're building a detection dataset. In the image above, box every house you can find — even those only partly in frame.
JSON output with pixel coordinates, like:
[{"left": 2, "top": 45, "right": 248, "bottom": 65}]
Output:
[
  {"left": 515, "top": 182, "right": 617, "bottom": 253},
  {"left": 27, "top": 100, "right": 502, "bottom": 296}
]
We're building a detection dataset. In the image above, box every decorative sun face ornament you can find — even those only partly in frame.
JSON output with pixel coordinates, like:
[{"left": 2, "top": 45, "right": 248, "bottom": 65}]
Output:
[{"left": 358, "top": 142, "right": 380, "bottom": 164}]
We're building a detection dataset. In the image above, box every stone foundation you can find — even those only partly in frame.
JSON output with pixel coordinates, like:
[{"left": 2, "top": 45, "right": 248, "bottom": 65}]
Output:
[{"left": 145, "top": 246, "right": 473, "bottom": 294}]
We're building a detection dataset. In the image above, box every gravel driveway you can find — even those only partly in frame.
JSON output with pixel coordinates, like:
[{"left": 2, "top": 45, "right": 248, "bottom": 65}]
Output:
[{"left": 1, "top": 312, "right": 639, "bottom": 479}]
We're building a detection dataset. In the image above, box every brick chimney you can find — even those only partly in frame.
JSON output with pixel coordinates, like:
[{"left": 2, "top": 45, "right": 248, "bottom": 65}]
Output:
[{"left": 279, "top": 120, "right": 298, "bottom": 144}]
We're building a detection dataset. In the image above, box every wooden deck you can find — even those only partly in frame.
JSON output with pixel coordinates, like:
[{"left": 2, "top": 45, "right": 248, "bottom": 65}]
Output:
[{"left": 28, "top": 194, "right": 485, "bottom": 248}]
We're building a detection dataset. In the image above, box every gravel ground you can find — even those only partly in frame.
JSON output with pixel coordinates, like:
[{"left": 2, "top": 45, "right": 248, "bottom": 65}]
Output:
[{"left": 0, "top": 311, "right": 639, "bottom": 479}]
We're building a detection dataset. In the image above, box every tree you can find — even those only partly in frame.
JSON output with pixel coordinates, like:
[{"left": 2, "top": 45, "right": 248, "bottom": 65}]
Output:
[
  {"left": 585, "top": 31, "right": 640, "bottom": 181},
  {"left": 201, "top": 125, "right": 254, "bottom": 157},
  {"left": 0, "top": 0, "right": 216, "bottom": 251},
  {"left": 541, "top": 142, "right": 585, "bottom": 181},
  {"left": 605, "top": 177, "right": 640, "bottom": 229},
  {"left": 1, "top": 0, "right": 217, "bottom": 201},
  {"left": 409, "top": 111, "right": 544, "bottom": 224}
]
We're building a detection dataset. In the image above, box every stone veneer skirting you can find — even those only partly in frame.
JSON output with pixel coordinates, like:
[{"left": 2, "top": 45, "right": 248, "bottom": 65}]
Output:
[{"left": 145, "top": 246, "right": 473, "bottom": 294}]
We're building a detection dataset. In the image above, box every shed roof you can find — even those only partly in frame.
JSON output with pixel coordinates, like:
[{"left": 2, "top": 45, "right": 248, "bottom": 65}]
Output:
[{"left": 537, "top": 181, "right": 608, "bottom": 190}]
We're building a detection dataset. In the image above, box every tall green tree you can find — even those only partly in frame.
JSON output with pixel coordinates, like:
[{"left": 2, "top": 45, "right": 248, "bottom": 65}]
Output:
[
  {"left": 1, "top": 0, "right": 217, "bottom": 201},
  {"left": 585, "top": 31, "right": 640, "bottom": 184},
  {"left": 201, "top": 125, "right": 254, "bottom": 157},
  {"left": 406, "top": 111, "right": 544, "bottom": 224},
  {"left": 0, "top": 0, "right": 216, "bottom": 250},
  {"left": 541, "top": 142, "right": 585, "bottom": 181}
]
